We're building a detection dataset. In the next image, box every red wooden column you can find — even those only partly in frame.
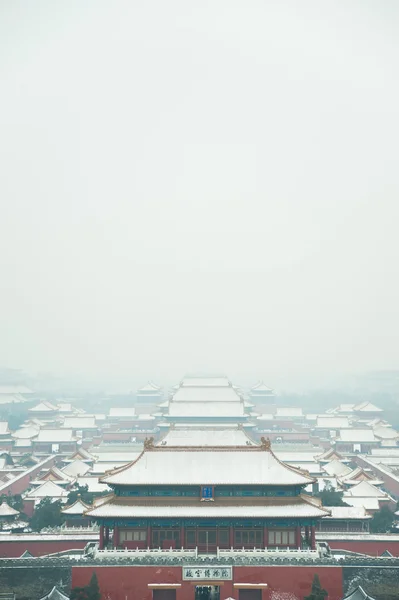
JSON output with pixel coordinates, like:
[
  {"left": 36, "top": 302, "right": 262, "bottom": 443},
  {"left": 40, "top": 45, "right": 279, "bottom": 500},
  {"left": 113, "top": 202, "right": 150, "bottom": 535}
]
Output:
[
  {"left": 263, "top": 526, "right": 268, "bottom": 548},
  {"left": 295, "top": 526, "right": 301, "bottom": 549},
  {"left": 99, "top": 525, "right": 104, "bottom": 550},
  {"left": 311, "top": 525, "right": 316, "bottom": 550},
  {"left": 147, "top": 525, "right": 152, "bottom": 548},
  {"left": 113, "top": 526, "right": 119, "bottom": 548},
  {"left": 229, "top": 526, "right": 234, "bottom": 548},
  {"left": 180, "top": 524, "right": 185, "bottom": 548}
]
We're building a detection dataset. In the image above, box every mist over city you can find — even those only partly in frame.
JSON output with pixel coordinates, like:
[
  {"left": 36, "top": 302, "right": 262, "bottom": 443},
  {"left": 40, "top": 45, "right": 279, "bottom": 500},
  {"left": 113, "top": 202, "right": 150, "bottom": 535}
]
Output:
[{"left": 0, "top": 2, "right": 399, "bottom": 600}]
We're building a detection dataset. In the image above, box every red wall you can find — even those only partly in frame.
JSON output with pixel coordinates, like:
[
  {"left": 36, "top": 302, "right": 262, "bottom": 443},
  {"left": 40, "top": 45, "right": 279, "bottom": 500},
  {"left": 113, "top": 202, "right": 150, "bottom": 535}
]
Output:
[
  {"left": 355, "top": 456, "right": 399, "bottom": 498},
  {"left": 326, "top": 538, "right": 399, "bottom": 556},
  {"left": 72, "top": 565, "right": 343, "bottom": 600},
  {"left": 0, "top": 536, "right": 97, "bottom": 557},
  {"left": 0, "top": 456, "right": 56, "bottom": 496}
]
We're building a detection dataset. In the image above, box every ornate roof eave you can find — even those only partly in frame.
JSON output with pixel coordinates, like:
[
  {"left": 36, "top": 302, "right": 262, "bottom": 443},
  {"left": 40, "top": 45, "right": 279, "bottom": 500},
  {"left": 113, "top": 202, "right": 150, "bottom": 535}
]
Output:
[{"left": 100, "top": 436, "right": 316, "bottom": 486}]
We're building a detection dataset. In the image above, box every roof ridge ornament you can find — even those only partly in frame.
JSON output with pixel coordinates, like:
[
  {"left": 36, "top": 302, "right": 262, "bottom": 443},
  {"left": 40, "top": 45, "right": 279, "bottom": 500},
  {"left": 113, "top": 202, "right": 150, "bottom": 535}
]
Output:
[
  {"left": 260, "top": 437, "right": 271, "bottom": 450},
  {"left": 144, "top": 436, "right": 155, "bottom": 450}
]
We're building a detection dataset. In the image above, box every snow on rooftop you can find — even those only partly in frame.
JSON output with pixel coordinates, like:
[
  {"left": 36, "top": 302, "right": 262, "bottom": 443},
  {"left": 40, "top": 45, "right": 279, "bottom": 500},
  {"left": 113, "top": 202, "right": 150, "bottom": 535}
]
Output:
[
  {"left": 12, "top": 426, "right": 39, "bottom": 439},
  {"left": 324, "top": 506, "right": 371, "bottom": 520},
  {"left": 35, "top": 429, "right": 75, "bottom": 443},
  {"left": 373, "top": 426, "right": 399, "bottom": 440},
  {"left": 101, "top": 445, "right": 315, "bottom": 487},
  {"left": 38, "top": 585, "right": 70, "bottom": 600},
  {"left": 353, "top": 402, "right": 383, "bottom": 413},
  {"left": 343, "top": 480, "right": 388, "bottom": 498},
  {"left": 87, "top": 498, "right": 328, "bottom": 519},
  {"left": 0, "top": 500, "right": 19, "bottom": 517},
  {"left": 168, "top": 401, "right": 245, "bottom": 418},
  {"left": 61, "top": 497, "right": 91, "bottom": 515},
  {"left": 62, "top": 416, "right": 96, "bottom": 429},
  {"left": 181, "top": 377, "right": 230, "bottom": 387},
  {"left": 322, "top": 460, "right": 352, "bottom": 477},
  {"left": 171, "top": 386, "right": 242, "bottom": 403},
  {"left": 315, "top": 416, "right": 350, "bottom": 429},
  {"left": 342, "top": 496, "right": 380, "bottom": 511},
  {"left": 138, "top": 381, "right": 162, "bottom": 392},
  {"left": 157, "top": 427, "right": 256, "bottom": 447},
  {"left": 62, "top": 459, "right": 91, "bottom": 477},
  {"left": 337, "top": 429, "right": 377, "bottom": 442},
  {"left": 76, "top": 476, "right": 111, "bottom": 493},
  {"left": 250, "top": 381, "right": 274, "bottom": 392},
  {"left": 109, "top": 407, "right": 137, "bottom": 418},
  {"left": 26, "top": 480, "right": 69, "bottom": 498},
  {"left": 275, "top": 407, "right": 303, "bottom": 418},
  {"left": 29, "top": 401, "right": 58, "bottom": 412}
]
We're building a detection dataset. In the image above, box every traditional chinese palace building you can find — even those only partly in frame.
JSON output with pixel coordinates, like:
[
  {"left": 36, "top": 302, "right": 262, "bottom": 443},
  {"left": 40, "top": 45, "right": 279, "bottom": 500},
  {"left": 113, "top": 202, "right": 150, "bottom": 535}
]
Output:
[
  {"left": 156, "top": 376, "right": 256, "bottom": 433},
  {"left": 87, "top": 437, "right": 329, "bottom": 553}
]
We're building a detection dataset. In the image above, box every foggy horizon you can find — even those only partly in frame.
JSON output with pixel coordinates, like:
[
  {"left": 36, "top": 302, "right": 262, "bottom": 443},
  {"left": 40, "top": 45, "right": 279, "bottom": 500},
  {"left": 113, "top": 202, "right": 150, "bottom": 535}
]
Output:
[{"left": 1, "top": 1, "right": 399, "bottom": 391}]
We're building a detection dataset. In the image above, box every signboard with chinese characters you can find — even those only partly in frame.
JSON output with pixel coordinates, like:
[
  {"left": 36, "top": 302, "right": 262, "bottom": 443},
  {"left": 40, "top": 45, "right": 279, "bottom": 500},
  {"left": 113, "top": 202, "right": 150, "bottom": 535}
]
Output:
[{"left": 183, "top": 567, "right": 232, "bottom": 581}]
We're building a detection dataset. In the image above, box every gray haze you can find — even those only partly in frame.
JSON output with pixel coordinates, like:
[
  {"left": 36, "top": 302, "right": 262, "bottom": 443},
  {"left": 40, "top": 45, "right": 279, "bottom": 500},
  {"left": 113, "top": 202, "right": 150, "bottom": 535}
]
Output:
[{"left": 1, "top": 1, "right": 399, "bottom": 390}]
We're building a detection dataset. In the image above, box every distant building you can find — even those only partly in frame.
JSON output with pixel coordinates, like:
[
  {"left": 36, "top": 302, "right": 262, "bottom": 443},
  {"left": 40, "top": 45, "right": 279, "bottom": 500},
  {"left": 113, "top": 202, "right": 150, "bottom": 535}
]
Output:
[
  {"left": 136, "top": 382, "right": 163, "bottom": 404},
  {"left": 249, "top": 381, "right": 275, "bottom": 403}
]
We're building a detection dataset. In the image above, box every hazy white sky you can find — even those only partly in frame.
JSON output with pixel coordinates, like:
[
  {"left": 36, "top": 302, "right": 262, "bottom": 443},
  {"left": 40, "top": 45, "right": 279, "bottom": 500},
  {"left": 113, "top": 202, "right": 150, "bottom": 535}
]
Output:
[{"left": 0, "top": 1, "right": 398, "bottom": 389}]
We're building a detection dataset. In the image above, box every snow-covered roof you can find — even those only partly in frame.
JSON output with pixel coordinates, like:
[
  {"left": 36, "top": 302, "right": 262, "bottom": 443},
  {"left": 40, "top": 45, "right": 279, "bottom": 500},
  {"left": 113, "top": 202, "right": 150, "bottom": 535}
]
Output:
[
  {"left": 337, "top": 429, "right": 377, "bottom": 443},
  {"left": 138, "top": 381, "right": 162, "bottom": 392},
  {"left": 62, "top": 496, "right": 91, "bottom": 515},
  {"left": 342, "top": 586, "right": 375, "bottom": 600},
  {"left": 94, "top": 452, "right": 141, "bottom": 464},
  {"left": 324, "top": 506, "right": 371, "bottom": 520},
  {"left": 250, "top": 381, "right": 274, "bottom": 392},
  {"left": 109, "top": 407, "right": 137, "bottom": 418},
  {"left": 36, "top": 466, "right": 75, "bottom": 483},
  {"left": 101, "top": 444, "right": 315, "bottom": 487},
  {"left": 373, "top": 426, "right": 399, "bottom": 440},
  {"left": 13, "top": 438, "right": 32, "bottom": 447},
  {"left": 344, "top": 480, "right": 388, "bottom": 498},
  {"left": 315, "top": 416, "right": 350, "bottom": 429},
  {"left": 12, "top": 426, "right": 39, "bottom": 439},
  {"left": 275, "top": 407, "right": 303, "bottom": 418},
  {"left": 26, "top": 480, "right": 69, "bottom": 498},
  {"left": 87, "top": 497, "right": 329, "bottom": 519},
  {"left": 76, "top": 476, "right": 111, "bottom": 493},
  {"left": 62, "top": 459, "right": 91, "bottom": 477},
  {"left": 65, "top": 447, "right": 96, "bottom": 462},
  {"left": 327, "top": 404, "right": 355, "bottom": 414},
  {"left": 62, "top": 416, "right": 96, "bottom": 429},
  {"left": 171, "top": 386, "right": 242, "bottom": 403},
  {"left": 157, "top": 427, "right": 256, "bottom": 447},
  {"left": 181, "top": 377, "right": 230, "bottom": 387},
  {"left": 322, "top": 459, "right": 352, "bottom": 477},
  {"left": 342, "top": 497, "right": 380, "bottom": 511},
  {"left": 38, "top": 586, "right": 70, "bottom": 600},
  {"left": 57, "top": 402, "right": 74, "bottom": 413},
  {"left": 0, "top": 500, "right": 19, "bottom": 517},
  {"left": 29, "top": 401, "right": 58, "bottom": 413},
  {"left": 35, "top": 429, "right": 75, "bottom": 443},
  {"left": 168, "top": 401, "right": 245, "bottom": 418},
  {"left": 0, "top": 422, "right": 10, "bottom": 435},
  {"left": 315, "top": 448, "right": 342, "bottom": 462},
  {"left": 354, "top": 402, "right": 382, "bottom": 413},
  {"left": 256, "top": 414, "right": 275, "bottom": 421}
]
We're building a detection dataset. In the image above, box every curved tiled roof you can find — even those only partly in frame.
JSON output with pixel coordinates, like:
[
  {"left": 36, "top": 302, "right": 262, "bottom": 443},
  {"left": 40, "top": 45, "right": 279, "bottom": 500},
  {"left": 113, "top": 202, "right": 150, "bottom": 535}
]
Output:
[{"left": 101, "top": 439, "right": 315, "bottom": 487}]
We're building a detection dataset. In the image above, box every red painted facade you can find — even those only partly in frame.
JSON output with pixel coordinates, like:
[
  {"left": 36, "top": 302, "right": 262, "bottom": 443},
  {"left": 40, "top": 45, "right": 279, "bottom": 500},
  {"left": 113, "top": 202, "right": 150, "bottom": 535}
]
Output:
[{"left": 72, "top": 565, "right": 343, "bottom": 600}]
